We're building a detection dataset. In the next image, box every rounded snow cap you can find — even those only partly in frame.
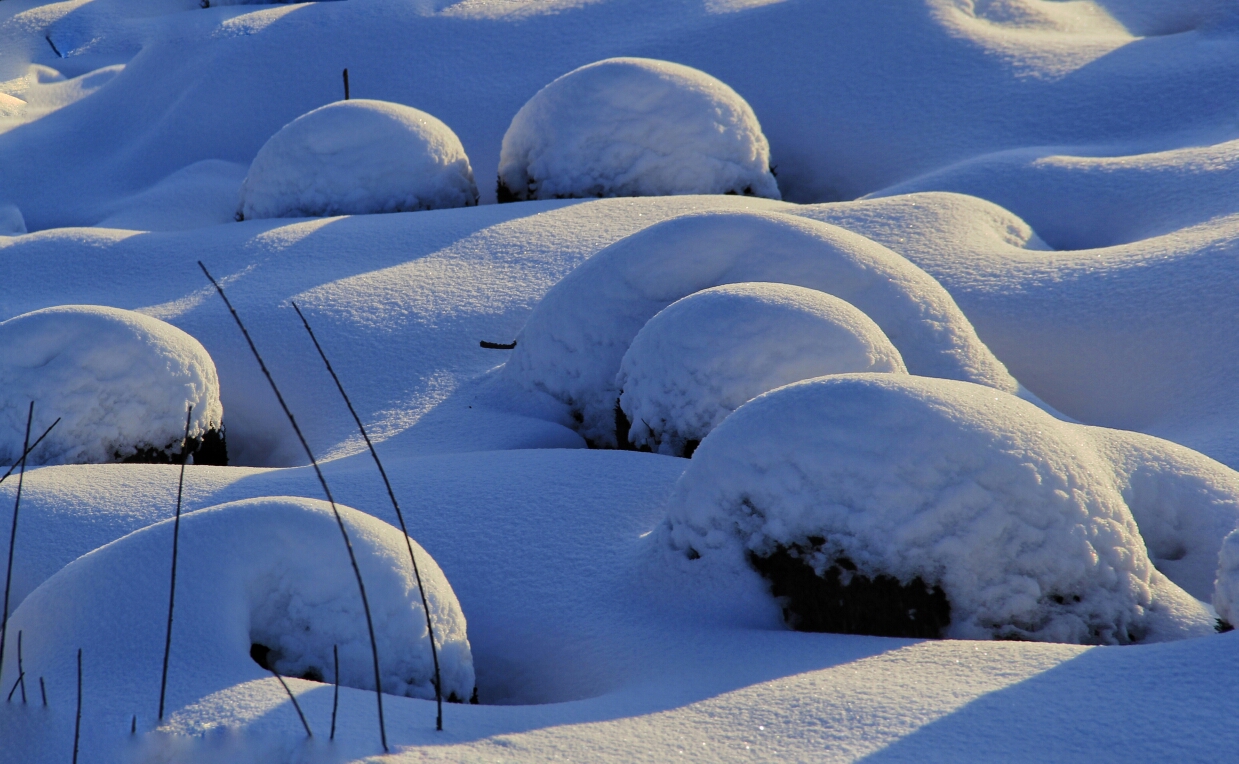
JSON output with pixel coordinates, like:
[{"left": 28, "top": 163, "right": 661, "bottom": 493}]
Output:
[
  {"left": 0, "top": 305, "right": 223, "bottom": 465},
  {"left": 665, "top": 374, "right": 1213, "bottom": 645},
  {"left": 497, "top": 57, "right": 780, "bottom": 202},
  {"left": 0, "top": 203, "right": 26, "bottom": 235},
  {"left": 1214, "top": 529, "right": 1239, "bottom": 629},
  {"left": 238, "top": 99, "right": 479, "bottom": 220},
  {"left": 617, "top": 283, "right": 906, "bottom": 456}
]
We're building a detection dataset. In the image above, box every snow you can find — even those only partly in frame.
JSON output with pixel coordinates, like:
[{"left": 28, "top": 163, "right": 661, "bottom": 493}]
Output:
[
  {"left": 505, "top": 209, "right": 1016, "bottom": 446},
  {"left": 1214, "top": 528, "right": 1239, "bottom": 627},
  {"left": 497, "top": 57, "right": 779, "bottom": 202},
  {"left": 0, "top": 305, "right": 222, "bottom": 465},
  {"left": 0, "top": 203, "right": 24, "bottom": 235},
  {"left": 664, "top": 374, "right": 1214, "bottom": 644},
  {"left": 617, "top": 283, "right": 906, "bottom": 455},
  {"left": 2, "top": 0, "right": 1239, "bottom": 760},
  {"left": 237, "top": 99, "right": 478, "bottom": 221}
]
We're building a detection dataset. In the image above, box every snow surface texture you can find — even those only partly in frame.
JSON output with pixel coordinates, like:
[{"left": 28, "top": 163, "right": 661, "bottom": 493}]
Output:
[
  {"left": 617, "top": 283, "right": 906, "bottom": 455},
  {"left": 497, "top": 58, "right": 778, "bottom": 202},
  {"left": 665, "top": 374, "right": 1214, "bottom": 645},
  {"left": 505, "top": 209, "right": 1016, "bottom": 446},
  {"left": 237, "top": 99, "right": 478, "bottom": 221},
  {"left": 0, "top": 305, "right": 222, "bottom": 465},
  {"left": 2, "top": 496, "right": 474, "bottom": 707}
]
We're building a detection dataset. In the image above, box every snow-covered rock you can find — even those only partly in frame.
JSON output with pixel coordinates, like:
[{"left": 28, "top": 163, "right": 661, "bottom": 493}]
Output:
[
  {"left": 0, "top": 305, "right": 223, "bottom": 465},
  {"left": 1, "top": 496, "right": 475, "bottom": 704},
  {"left": 664, "top": 373, "right": 1213, "bottom": 644},
  {"left": 0, "top": 203, "right": 26, "bottom": 235},
  {"left": 497, "top": 58, "right": 779, "bottom": 202},
  {"left": 1214, "top": 528, "right": 1239, "bottom": 628},
  {"left": 617, "top": 283, "right": 906, "bottom": 456},
  {"left": 237, "top": 99, "right": 478, "bottom": 221},
  {"left": 504, "top": 210, "right": 1017, "bottom": 446}
]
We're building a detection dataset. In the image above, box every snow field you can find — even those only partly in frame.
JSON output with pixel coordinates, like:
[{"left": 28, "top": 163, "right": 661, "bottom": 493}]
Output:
[
  {"left": 0, "top": 305, "right": 223, "bottom": 465},
  {"left": 497, "top": 58, "right": 779, "bottom": 203},
  {"left": 237, "top": 99, "right": 478, "bottom": 221},
  {"left": 617, "top": 283, "right": 906, "bottom": 455},
  {"left": 1, "top": 496, "right": 474, "bottom": 709},
  {"left": 664, "top": 374, "right": 1215, "bottom": 644},
  {"left": 504, "top": 209, "right": 1017, "bottom": 447}
]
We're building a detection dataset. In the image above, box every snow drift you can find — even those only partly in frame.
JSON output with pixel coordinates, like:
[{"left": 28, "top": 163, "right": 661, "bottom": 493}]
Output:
[
  {"left": 504, "top": 210, "right": 1017, "bottom": 446},
  {"left": 0, "top": 305, "right": 223, "bottom": 465},
  {"left": 237, "top": 99, "right": 478, "bottom": 221},
  {"left": 664, "top": 373, "right": 1213, "bottom": 645},
  {"left": 0, "top": 496, "right": 474, "bottom": 706},
  {"left": 497, "top": 58, "right": 779, "bottom": 202},
  {"left": 617, "top": 283, "right": 906, "bottom": 456}
]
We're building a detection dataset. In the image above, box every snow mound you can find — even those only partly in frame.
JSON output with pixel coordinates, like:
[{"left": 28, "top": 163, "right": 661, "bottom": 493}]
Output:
[
  {"left": 504, "top": 210, "right": 1016, "bottom": 446},
  {"left": 1, "top": 497, "right": 474, "bottom": 704},
  {"left": 617, "top": 283, "right": 906, "bottom": 456},
  {"left": 0, "top": 203, "right": 25, "bottom": 235},
  {"left": 497, "top": 58, "right": 779, "bottom": 202},
  {"left": 664, "top": 374, "right": 1213, "bottom": 644},
  {"left": 237, "top": 99, "right": 479, "bottom": 221},
  {"left": 0, "top": 305, "right": 223, "bottom": 465}
]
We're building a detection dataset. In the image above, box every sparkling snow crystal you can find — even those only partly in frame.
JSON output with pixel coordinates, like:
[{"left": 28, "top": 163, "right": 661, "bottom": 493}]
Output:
[
  {"left": 0, "top": 305, "right": 223, "bottom": 465},
  {"left": 505, "top": 210, "right": 1016, "bottom": 446},
  {"left": 237, "top": 99, "right": 479, "bottom": 221},
  {"left": 664, "top": 374, "right": 1214, "bottom": 644},
  {"left": 497, "top": 57, "right": 779, "bottom": 202},
  {"left": 617, "top": 283, "right": 906, "bottom": 455}
]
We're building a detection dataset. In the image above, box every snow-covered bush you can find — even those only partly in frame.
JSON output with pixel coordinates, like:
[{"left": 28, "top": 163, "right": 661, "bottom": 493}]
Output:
[
  {"left": 1214, "top": 528, "right": 1239, "bottom": 630},
  {"left": 504, "top": 210, "right": 1016, "bottom": 446},
  {"left": 0, "top": 305, "right": 224, "bottom": 465},
  {"left": 617, "top": 283, "right": 906, "bottom": 456},
  {"left": 237, "top": 99, "right": 478, "bottom": 221},
  {"left": 2, "top": 497, "right": 475, "bottom": 703},
  {"left": 0, "top": 203, "right": 25, "bottom": 235},
  {"left": 664, "top": 374, "right": 1213, "bottom": 644},
  {"left": 497, "top": 57, "right": 779, "bottom": 202}
]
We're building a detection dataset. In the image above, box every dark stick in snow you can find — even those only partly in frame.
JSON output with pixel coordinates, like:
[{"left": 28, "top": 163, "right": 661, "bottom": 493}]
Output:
[
  {"left": 8, "top": 629, "right": 25, "bottom": 702},
  {"left": 130, "top": 715, "right": 136, "bottom": 735},
  {"left": 270, "top": 667, "right": 313, "bottom": 738},
  {"left": 72, "top": 649, "right": 82, "bottom": 764},
  {"left": 45, "top": 35, "right": 61, "bottom": 58},
  {"left": 292, "top": 301, "right": 445, "bottom": 731},
  {"left": 5, "top": 671, "right": 22, "bottom": 702},
  {"left": 0, "top": 417, "right": 61, "bottom": 487},
  {"left": 343, "top": 69, "right": 350, "bottom": 100},
  {"left": 39, "top": 676, "right": 46, "bottom": 706},
  {"left": 158, "top": 406, "right": 194, "bottom": 721},
  {"left": 331, "top": 644, "right": 339, "bottom": 741},
  {"left": 479, "top": 340, "right": 516, "bottom": 350},
  {"left": 0, "top": 402, "right": 33, "bottom": 686},
  {"left": 198, "top": 262, "right": 389, "bottom": 752}
]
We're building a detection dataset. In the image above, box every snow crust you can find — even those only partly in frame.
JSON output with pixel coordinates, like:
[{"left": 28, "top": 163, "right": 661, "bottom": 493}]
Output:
[
  {"left": 505, "top": 209, "right": 1016, "bottom": 446},
  {"left": 665, "top": 374, "right": 1214, "bottom": 644},
  {"left": 0, "top": 305, "right": 222, "bottom": 465},
  {"left": 2, "top": 496, "right": 474, "bottom": 705},
  {"left": 617, "top": 283, "right": 906, "bottom": 454},
  {"left": 237, "top": 99, "right": 478, "bottom": 221},
  {"left": 497, "top": 58, "right": 778, "bottom": 202}
]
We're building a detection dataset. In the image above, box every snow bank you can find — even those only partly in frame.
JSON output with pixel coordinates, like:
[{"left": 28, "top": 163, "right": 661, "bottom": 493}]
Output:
[
  {"left": 497, "top": 58, "right": 779, "bottom": 202},
  {"left": 0, "top": 305, "right": 223, "bottom": 465},
  {"left": 237, "top": 99, "right": 478, "bottom": 221},
  {"left": 664, "top": 374, "right": 1213, "bottom": 644},
  {"left": 617, "top": 283, "right": 906, "bottom": 455},
  {"left": 0, "top": 203, "right": 25, "bottom": 235},
  {"left": 505, "top": 210, "right": 1016, "bottom": 446},
  {"left": 1, "top": 496, "right": 474, "bottom": 706}
]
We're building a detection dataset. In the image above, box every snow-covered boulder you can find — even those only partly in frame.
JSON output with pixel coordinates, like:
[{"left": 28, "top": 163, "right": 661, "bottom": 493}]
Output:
[
  {"left": 497, "top": 58, "right": 779, "bottom": 202},
  {"left": 1214, "top": 529, "right": 1239, "bottom": 629},
  {"left": 664, "top": 374, "right": 1213, "bottom": 644},
  {"left": 504, "top": 210, "right": 1016, "bottom": 446},
  {"left": 237, "top": 99, "right": 478, "bottom": 221},
  {"left": 0, "top": 203, "right": 25, "bottom": 235},
  {"left": 617, "top": 283, "right": 906, "bottom": 456},
  {"left": 2, "top": 497, "right": 475, "bottom": 704},
  {"left": 0, "top": 305, "right": 223, "bottom": 465}
]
